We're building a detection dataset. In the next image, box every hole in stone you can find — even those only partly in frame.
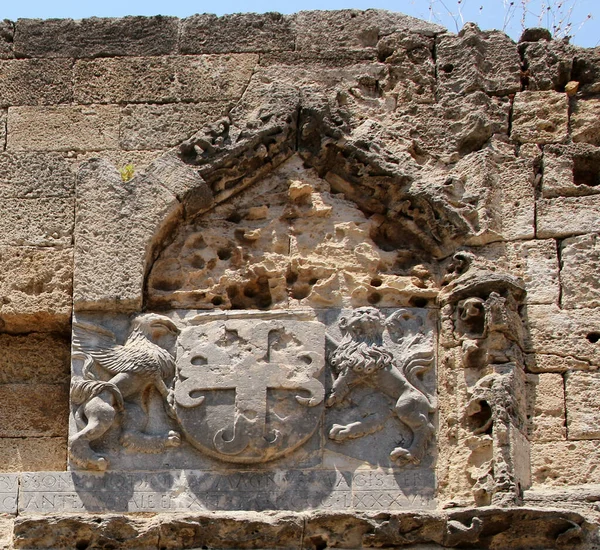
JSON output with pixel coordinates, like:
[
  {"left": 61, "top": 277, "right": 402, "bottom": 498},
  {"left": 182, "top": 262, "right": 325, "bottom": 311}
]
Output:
[
  {"left": 310, "top": 536, "right": 328, "bottom": 550},
  {"left": 226, "top": 212, "right": 242, "bottom": 223},
  {"left": 409, "top": 297, "right": 428, "bottom": 307},
  {"left": 370, "top": 278, "right": 382, "bottom": 287},
  {"left": 309, "top": 278, "right": 319, "bottom": 285},
  {"left": 211, "top": 296, "right": 223, "bottom": 306},
  {"left": 76, "top": 542, "right": 90, "bottom": 550},
  {"left": 442, "top": 63, "right": 454, "bottom": 73},
  {"left": 368, "top": 292, "right": 381, "bottom": 304},
  {"left": 187, "top": 234, "right": 207, "bottom": 249},
  {"left": 468, "top": 400, "right": 493, "bottom": 435},
  {"left": 189, "top": 254, "right": 205, "bottom": 269},
  {"left": 217, "top": 248, "right": 232, "bottom": 261},
  {"left": 191, "top": 356, "right": 207, "bottom": 366},
  {"left": 286, "top": 270, "right": 298, "bottom": 285},
  {"left": 573, "top": 155, "right": 600, "bottom": 187},
  {"left": 151, "top": 277, "right": 182, "bottom": 292},
  {"left": 587, "top": 332, "right": 600, "bottom": 343},
  {"left": 292, "top": 284, "right": 310, "bottom": 300}
]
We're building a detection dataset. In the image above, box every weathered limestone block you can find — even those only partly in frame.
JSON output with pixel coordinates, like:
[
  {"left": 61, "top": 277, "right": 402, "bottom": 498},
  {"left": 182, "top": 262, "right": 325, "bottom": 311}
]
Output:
[
  {"left": 376, "top": 31, "right": 436, "bottom": 105},
  {"left": 74, "top": 150, "right": 164, "bottom": 175},
  {"left": 73, "top": 55, "right": 258, "bottom": 104},
  {"left": 0, "top": 246, "right": 72, "bottom": 333},
  {"left": 13, "top": 16, "right": 178, "bottom": 58},
  {"left": 532, "top": 440, "right": 600, "bottom": 485},
  {"left": 443, "top": 151, "right": 534, "bottom": 243},
  {"left": 571, "top": 99, "right": 600, "bottom": 146},
  {"left": 537, "top": 195, "right": 600, "bottom": 238},
  {"left": 561, "top": 234, "right": 600, "bottom": 309},
  {"left": 0, "top": 20, "right": 13, "bottom": 59},
  {"left": 157, "top": 513, "right": 303, "bottom": 549},
  {"left": 507, "top": 240, "right": 559, "bottom": 304},
  {"left": 0, "top": 333, "right": 70, "bottom": 384},
  {"left": 0, "top": 384, "right": 68, "bottom": 437},
  {"left": 436, "top": 24, "right": 521, "bottom": 96},
  {"left": 7, "top": 105, "right": 119, "bottom": 152},
  {"left": 14, "top": 515, "right": 160, "bottom": 549},
  {"left": 572, "top": 46, "right": 600, "bottom": 94},
  {"left": 74, "top": 159, "right": 182, "bottom": 311},
  {"left": 0, "top": 152, "right": 74, "bottom": 198},
  {"left": 542, "top": 143, "right": 600, "bottom": 198},
  {"left": 74, "top": 56, "right": 179, "bottom": 104},
  {"left": 0, "top": 59, "right": 72, "bottom": 107},
  {"left": 511, "top": 91, "right": 568, "bottom": 144},
  {"left": 525, "top": 304, "right": 600, "bottom": 365},
  {"left": 526, "top": 373, "right": 566, "bottom": 442},
  {"left": 565, "top": 371, "right": 600, "bottom": 440},
  {"left": 389, "top": 92, "right": 510, "bottom": 163},
  {"left": 526, "top": 353, "right": 591, "bottom": 373},
  {"left": 520, "top": 40, "right": 574, "bottom": 91},
  {"left": 120, "top": 103, "right": 231, "bottom": 150},
  {"left": 0, "top": 439, "right": 66, "bottom": 471},
  {"left": 295, "top": 10, "right": 443, "bottom": 52},
  {"left": 180, "top": 13, "right": 295, "bottom": 54},
  {"left": 0, "top": 198, "right": 72, "bottom": 247}
]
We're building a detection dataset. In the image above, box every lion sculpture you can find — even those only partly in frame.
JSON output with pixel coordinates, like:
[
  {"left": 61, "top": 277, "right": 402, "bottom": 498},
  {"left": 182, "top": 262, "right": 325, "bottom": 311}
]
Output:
[{"left": 326, "top": 307, "right": 435, "bottom": 464}]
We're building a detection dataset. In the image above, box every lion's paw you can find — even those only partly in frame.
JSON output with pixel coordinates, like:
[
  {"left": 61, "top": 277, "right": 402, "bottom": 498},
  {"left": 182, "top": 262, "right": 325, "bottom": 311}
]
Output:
[
  {"left": 166, "top": 430, "right": 181, "bottom": 448},
  {"left": 328, "top": 422, "right": 363, "bottom": 441},
  {"left": 390, "top": 447, "right": 420, "bottom": 464}
]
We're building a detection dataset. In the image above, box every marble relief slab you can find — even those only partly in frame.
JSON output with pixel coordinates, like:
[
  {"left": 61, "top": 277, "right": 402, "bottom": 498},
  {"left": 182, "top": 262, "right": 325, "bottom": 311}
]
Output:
[{"left": 67, "top": 307, "right": 437, "bottom": 511}]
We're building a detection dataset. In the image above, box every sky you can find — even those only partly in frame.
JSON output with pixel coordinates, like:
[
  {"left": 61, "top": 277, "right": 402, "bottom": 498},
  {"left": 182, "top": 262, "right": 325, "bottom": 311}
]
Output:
[{"left": 1, "top": 0, "right": 598, "bottom": 47}]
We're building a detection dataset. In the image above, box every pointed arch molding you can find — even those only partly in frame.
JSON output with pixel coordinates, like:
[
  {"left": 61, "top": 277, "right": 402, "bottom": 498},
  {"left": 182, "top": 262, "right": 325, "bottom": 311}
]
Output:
[{"left": 74, "top": 83, "right": 477, "bottom": 312}]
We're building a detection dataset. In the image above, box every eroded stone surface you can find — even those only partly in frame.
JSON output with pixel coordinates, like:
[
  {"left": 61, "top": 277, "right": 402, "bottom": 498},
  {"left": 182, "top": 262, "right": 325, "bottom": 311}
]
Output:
[
  {"left": 148, "top": 155, "right": 434, "bottom": 311},
  {"left": 526, "top": 373, "right": 566, "bottom": 442},
  {"left": 436, "top": 24, "right": 521, "bottom": 96},
  {"left": 74, "top": 55, "right": 258, "bottom": 104},
  {"left": 13, "top": 16, "right": 178, "bottom": 58},
  {"left": 532, "top": 440, "right": 600, "bottom": 486},
  {"left": 565, "top": 371, "right": 600, "bottom": 440},
  {"left": 542, "top": 143, "right": 600, "bottom": 198},
  {"left": 525, "top": 305, "right": 600, "bottom": 366},
  {"left": 7, "top": 105, "right": 119, "bottom": 152},
  {"left": 537, "top": 195, "right": 600, "bottom": 238},
  {"left": 0, "top": 385, "right": 68, "bottom": 438},
  {"left": 511, "top": 91, "right": 569, "bottom": 144},
  {"left": 0, "top": 246, "right": 72, "bottom": 332},
  {"left": 561, "top": 233, "right": 600, "bottom": 309},
  {"left": 120, "top": 103, "right": 231, "bottom": 151}
]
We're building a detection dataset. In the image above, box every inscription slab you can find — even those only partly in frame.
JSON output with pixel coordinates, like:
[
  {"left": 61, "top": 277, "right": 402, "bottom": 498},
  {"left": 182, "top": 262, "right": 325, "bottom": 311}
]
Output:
[
  {"left": 0, "top": 474, "right": 18, "bottom": 514},
  {"left": 19, "top": 470, "right": 435, "bottom": 513}
]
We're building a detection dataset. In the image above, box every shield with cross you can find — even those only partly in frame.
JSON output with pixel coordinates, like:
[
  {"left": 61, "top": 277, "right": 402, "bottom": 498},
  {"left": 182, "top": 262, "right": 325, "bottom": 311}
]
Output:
[{"left": 173, "top": 313, "right": 325, "bottom": 463}]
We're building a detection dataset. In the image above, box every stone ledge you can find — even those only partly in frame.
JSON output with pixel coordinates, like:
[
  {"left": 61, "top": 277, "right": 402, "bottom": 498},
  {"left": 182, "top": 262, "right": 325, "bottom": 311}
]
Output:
[{"left": 9, "top": 506, "right": 596, "bottom": 549}]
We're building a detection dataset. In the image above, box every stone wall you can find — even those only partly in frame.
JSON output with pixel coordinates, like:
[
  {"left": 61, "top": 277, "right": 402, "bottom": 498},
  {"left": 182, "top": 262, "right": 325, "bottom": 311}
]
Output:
[{"left": 0, "top": 9, "right": 599, "bottom": 549}]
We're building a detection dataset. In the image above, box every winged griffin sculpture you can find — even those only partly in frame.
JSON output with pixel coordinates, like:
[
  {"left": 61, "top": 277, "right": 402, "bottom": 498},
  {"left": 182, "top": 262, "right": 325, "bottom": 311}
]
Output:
[{"left": 69, "top": 313, "right": 182, "bottom": 471}]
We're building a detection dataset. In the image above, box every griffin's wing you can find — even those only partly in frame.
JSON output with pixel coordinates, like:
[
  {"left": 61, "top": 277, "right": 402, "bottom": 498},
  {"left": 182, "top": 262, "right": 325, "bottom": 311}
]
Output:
[
  {"left": 73, "top": 322, "right": 118, "bottom": 355},
  {"left": 94, "top": 344, "right": 158, "bottom": 375},
  {"left": 73, "top": 322, "right": 155, "bottom": 375}
]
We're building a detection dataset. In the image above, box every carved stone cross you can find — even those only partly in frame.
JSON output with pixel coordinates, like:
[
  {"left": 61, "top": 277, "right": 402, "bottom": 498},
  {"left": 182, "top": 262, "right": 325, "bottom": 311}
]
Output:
[{"left": 173, "top": 319, "right": 325, "bottom": 462}]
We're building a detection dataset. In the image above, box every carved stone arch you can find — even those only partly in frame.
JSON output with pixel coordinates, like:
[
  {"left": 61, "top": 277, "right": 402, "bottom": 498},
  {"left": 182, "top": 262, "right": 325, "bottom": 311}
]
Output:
[{"left": 135, "top": 84, "right": 479, "bottom": 312}]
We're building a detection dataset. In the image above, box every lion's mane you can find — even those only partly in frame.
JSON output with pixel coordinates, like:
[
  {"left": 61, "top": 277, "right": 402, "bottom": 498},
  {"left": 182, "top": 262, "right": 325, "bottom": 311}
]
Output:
[{"left": 329, "top": 334, "right": 393, "bottom": 374}]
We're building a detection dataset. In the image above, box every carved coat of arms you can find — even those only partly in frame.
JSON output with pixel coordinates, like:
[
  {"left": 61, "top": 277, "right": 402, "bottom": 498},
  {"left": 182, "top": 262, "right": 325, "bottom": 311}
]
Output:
[{"left": 172, "top": 313, "right": 325, "bottom": 463}]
